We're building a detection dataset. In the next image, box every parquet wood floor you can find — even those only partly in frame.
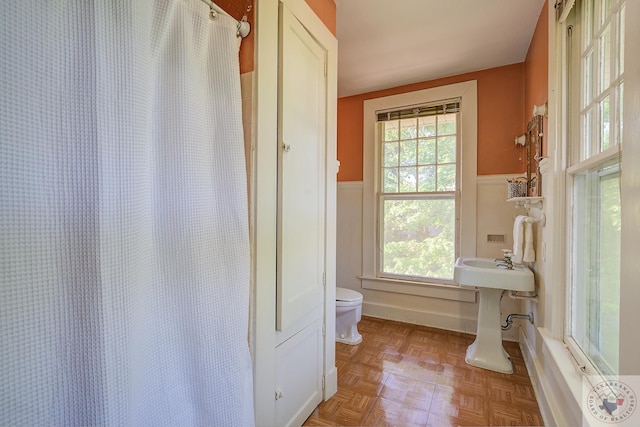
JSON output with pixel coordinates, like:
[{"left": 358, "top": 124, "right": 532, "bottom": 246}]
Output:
[{"left": 304, "top": 316, "right": 544, "bottom": 426}]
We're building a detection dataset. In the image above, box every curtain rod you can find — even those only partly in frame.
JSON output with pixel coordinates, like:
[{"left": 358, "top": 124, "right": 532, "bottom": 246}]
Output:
[{"left": 200, "top": 0, "right": 251, "bottom": 38}]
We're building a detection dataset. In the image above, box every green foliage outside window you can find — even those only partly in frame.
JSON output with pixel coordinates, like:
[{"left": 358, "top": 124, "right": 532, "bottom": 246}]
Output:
[{"left": 382, "top": 199, "right": 455, "bottom": 279}]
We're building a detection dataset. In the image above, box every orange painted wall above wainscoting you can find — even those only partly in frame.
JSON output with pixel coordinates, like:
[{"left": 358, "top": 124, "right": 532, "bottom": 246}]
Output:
[
  {"left": 525, "top": 0, "right": 549, "bottom": 155},
  {"left": 214, "top": 0, "right": 255, "bottom": 73},
  {"left": 337, "top": 64, "right": 527, "bottom": 181},
  {"left": 304, "top": 0, "right": 337, "bottom": 36}
]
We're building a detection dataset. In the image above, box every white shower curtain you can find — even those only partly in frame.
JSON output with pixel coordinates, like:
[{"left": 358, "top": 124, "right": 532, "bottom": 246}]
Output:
[{"left": 0, "top": 1, "right": 254, "bottom": 425}]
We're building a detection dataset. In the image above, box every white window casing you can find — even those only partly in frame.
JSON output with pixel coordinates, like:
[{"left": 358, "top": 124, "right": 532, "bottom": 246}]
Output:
[
  {"left": 563, "top": 0, "right": 624, "bottom": 377},
  {"left": 361, "top": 81, "right": 477, "bottom": 299}
]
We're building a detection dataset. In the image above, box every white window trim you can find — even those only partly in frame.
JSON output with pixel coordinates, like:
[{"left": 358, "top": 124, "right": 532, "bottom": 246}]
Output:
[
  {"left": 562, "top": 0, "right": 625, "bottom": 378},
  {"left": 361, "top": 81, "right": 477, "bottom": 299}
]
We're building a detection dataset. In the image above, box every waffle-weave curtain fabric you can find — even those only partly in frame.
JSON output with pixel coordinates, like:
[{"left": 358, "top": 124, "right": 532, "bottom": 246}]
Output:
[{"left": 0, "top": 1, "right": 254, "bottom": 425}]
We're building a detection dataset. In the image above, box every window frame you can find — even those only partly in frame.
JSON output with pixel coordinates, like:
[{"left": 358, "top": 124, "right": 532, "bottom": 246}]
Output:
[
  {"left": 376, "top": 106, "right": 461, "bottom": 283},
  {"left": 562, "top": 0, "right": 625, "bottom": 377},
  {"left": 361, "top": 81, "right": 477, "bottom": 300}
]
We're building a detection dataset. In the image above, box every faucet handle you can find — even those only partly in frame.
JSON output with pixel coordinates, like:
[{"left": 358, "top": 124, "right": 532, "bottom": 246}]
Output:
[{"left": 497, "top": 250, "right": 515, "bottom": 270}]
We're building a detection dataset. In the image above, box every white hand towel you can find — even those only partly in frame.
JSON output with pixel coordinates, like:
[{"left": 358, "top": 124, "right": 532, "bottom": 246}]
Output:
[
  {"left": 513, "top": 215, "right": 527, "bottom": 264},
  {"left": 523, "top": 221, "right": 536, "bottom": 262}
]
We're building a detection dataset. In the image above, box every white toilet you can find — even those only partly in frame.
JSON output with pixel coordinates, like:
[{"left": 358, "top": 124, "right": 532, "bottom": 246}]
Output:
[{"left": 335, "top": 287, "right": 363, "bottom": 345}]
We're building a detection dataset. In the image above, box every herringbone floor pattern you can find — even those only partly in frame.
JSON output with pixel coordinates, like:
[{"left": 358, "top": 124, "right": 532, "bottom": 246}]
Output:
[{"left": 304, "top": 316, "right": 544, "bottom": 426}]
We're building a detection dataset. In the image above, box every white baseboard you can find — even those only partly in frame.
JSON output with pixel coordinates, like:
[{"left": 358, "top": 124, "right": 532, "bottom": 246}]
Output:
[
  {"left": 519, "top": 329, "right": 556, "bottom": 426},
  {"left": 363, "top": 300, "right": 478, "bottom": 336},
  {"left": 519, "top": 327, "right": 584, "bottom": 427},
  {"left": 363, "top": 300, "right": 522, "bottom": 341},
  {"left": 323, "top": 366, "right": 337, "bottom": 401}
]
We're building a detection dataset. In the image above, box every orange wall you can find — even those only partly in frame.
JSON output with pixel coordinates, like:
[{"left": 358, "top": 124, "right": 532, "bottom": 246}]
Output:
[
  {"left": 524, "top": 0, "right": 549, "bottom": 154},
  {"left": 337, "top": 64, "right": 527, "bottom": 181},
  {"left": 217, "top": 0, "right": 336, "bottom": 73},
  {"left": 215, "top": 0, "right": 255, "bottom": 73},
  {"left": 304, "top": 0, "right": 337, "bottom": 36}
]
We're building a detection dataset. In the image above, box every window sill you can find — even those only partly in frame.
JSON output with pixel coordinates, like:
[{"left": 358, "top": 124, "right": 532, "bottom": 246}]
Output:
[
  {"left": 537, "top": 327, "right": 587, "bottom": 426},
  {"left": 359, "top": 275, "right": 477, "bottom": 303}
]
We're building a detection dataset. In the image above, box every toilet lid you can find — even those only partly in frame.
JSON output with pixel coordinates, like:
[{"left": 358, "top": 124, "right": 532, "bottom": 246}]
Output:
[{"left": 336, "top": 287, "right": 363, "bottom": 302}]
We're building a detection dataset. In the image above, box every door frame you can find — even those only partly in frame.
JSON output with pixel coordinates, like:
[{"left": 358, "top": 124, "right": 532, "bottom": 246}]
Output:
[{"left": 253, "top": 0, "right": 337, "bottom": 423}]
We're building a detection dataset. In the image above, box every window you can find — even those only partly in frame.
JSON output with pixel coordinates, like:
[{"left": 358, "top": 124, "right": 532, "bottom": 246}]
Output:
[
  {"left": 565, "top": 0, "right": 624, "bottom": 375},
  {"left": 361, "top": 81, "right": 477, "bottom": 298},
  {"left": 377, "top": 101, "right": 460, "bottom": 281}
]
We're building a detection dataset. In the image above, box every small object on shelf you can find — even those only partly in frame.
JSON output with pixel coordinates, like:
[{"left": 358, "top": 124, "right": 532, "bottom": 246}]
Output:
[{"left": 507, "top": 177, "right": 527, "bottom": 199}]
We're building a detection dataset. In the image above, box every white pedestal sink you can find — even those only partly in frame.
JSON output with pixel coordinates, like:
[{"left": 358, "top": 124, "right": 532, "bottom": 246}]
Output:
[{"left": 454, "top": 257, "right": 534, "bottom": 374}]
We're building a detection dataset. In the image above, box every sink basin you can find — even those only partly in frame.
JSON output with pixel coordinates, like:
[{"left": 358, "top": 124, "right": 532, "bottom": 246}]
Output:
[
  {"left": 454, "top": 257, "right": 535, "bottom": 373},
  {"left": 454, "top": 257, "right": 534, "bottom": 292}
]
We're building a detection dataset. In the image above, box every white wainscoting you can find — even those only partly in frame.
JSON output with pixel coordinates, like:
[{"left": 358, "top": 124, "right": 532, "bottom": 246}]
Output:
[
  {"left": 519, "top": 327, "right": 584, "bottom": 427},
  {"left": 337, "top": 178, "right": 528, "bottom": 340}
]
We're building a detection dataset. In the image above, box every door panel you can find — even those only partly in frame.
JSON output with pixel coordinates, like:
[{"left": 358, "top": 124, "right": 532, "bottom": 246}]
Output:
[
  {"left": 275, "top": 321, "right": 323, "bottom": 427},
  {"left": 276, "top": 4, "right": 326, "bottom": 332}
]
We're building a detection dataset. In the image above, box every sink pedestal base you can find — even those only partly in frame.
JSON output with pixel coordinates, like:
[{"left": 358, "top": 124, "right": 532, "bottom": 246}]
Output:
[{"left": 465, "top": 287, "right": 513, "bottom": 374}]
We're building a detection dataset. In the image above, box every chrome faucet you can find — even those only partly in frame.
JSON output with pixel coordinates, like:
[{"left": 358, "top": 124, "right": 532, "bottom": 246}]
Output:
[{"left": 495, "top": 250, "right": 514, "bottom": 270}]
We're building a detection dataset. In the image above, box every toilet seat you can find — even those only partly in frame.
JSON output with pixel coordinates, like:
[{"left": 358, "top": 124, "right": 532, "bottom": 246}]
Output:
[{"left": 336, "top": 287, "right": 363, "bottom": 303}]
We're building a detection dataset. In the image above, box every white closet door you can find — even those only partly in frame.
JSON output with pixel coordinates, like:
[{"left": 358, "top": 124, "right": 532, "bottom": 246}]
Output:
[
  {"left": 275, "top": 321, "right": 323, "bottom": 427},
  {"left": 276, "top": 3, "right": 327, "bottom": 332}
]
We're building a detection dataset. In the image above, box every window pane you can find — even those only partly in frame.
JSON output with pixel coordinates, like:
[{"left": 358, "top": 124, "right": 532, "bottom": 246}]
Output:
[
  {"left": 437, "top": 136, "right": 456, "bottom": 163},
  {"left": 584, "top": 0, "right": 594, "bottom": 48},
  {"left": 583, "top": 50, "right": 593, "bottom": 107},
  {"left": 383, "top": 168, "right": 398, "bottom": 193},
  {"left": 400, "top": 118, "right": 417, "bottom": 140},
  {"left": 418, "top": 138, "right": 436, "bottom": 165},
  {"left": 384, "top": 121, "right": 399, "bottom": 141},
  {"left": 599, "top": 24, "right": 611, "bottom": 94},
  {"left": 601, "top": 0, "right": 612, "bottom": 24},
  {"left": 619, "top": 82, "right": 624, "bottom": 144},
  {"left": 399, "top": 167, "right": 417, "bottom": 192},
  {"left": 597, "top": 170, "right": 620, "bottom": 372},
  {"left": 417, "top": 166, "right": 436, "bottom": 192},
  {"left": 619, "top": 5, "right": 625, "bottom": 74},
  {"left": 383, "top": 142, "right": 398, "bottom": 167},
  {"left": 381, "top": 198, "right": 455, "bottom": 280},
  {"left": 437, "top": 165, "right": 456, "bottom": 191},
  {"left": 437, "top": 113, "right": 456, "bottom": 136},
  {"left": 571, "top": 165, "right": 620, "bottom": 374},
  {"left": 400, "top": 140, "right": 417, "bottom": 166},
  {"left": 418, "top": 116, "right": 436, "bottom": 138},
  {"left": 582, "top": 108, "right": 593, "bottom": 161},
  {"left": 600, "top": 95, "right": 611, "bottom": 151}
]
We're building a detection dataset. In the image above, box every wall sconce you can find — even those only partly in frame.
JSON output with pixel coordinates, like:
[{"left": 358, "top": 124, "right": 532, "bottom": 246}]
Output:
[{"left": 532, "top": 102, "right": 547, "bottom": 117}]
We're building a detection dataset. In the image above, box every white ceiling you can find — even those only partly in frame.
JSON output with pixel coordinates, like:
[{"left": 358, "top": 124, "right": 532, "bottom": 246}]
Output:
[{"left": 335, "top": 0, "right": 546, "bottom": 97}]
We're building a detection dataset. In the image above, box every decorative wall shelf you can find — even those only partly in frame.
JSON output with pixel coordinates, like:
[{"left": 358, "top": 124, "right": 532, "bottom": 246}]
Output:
[{"left": 507, "top": 196, "right": 544, "bottom": 210}]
